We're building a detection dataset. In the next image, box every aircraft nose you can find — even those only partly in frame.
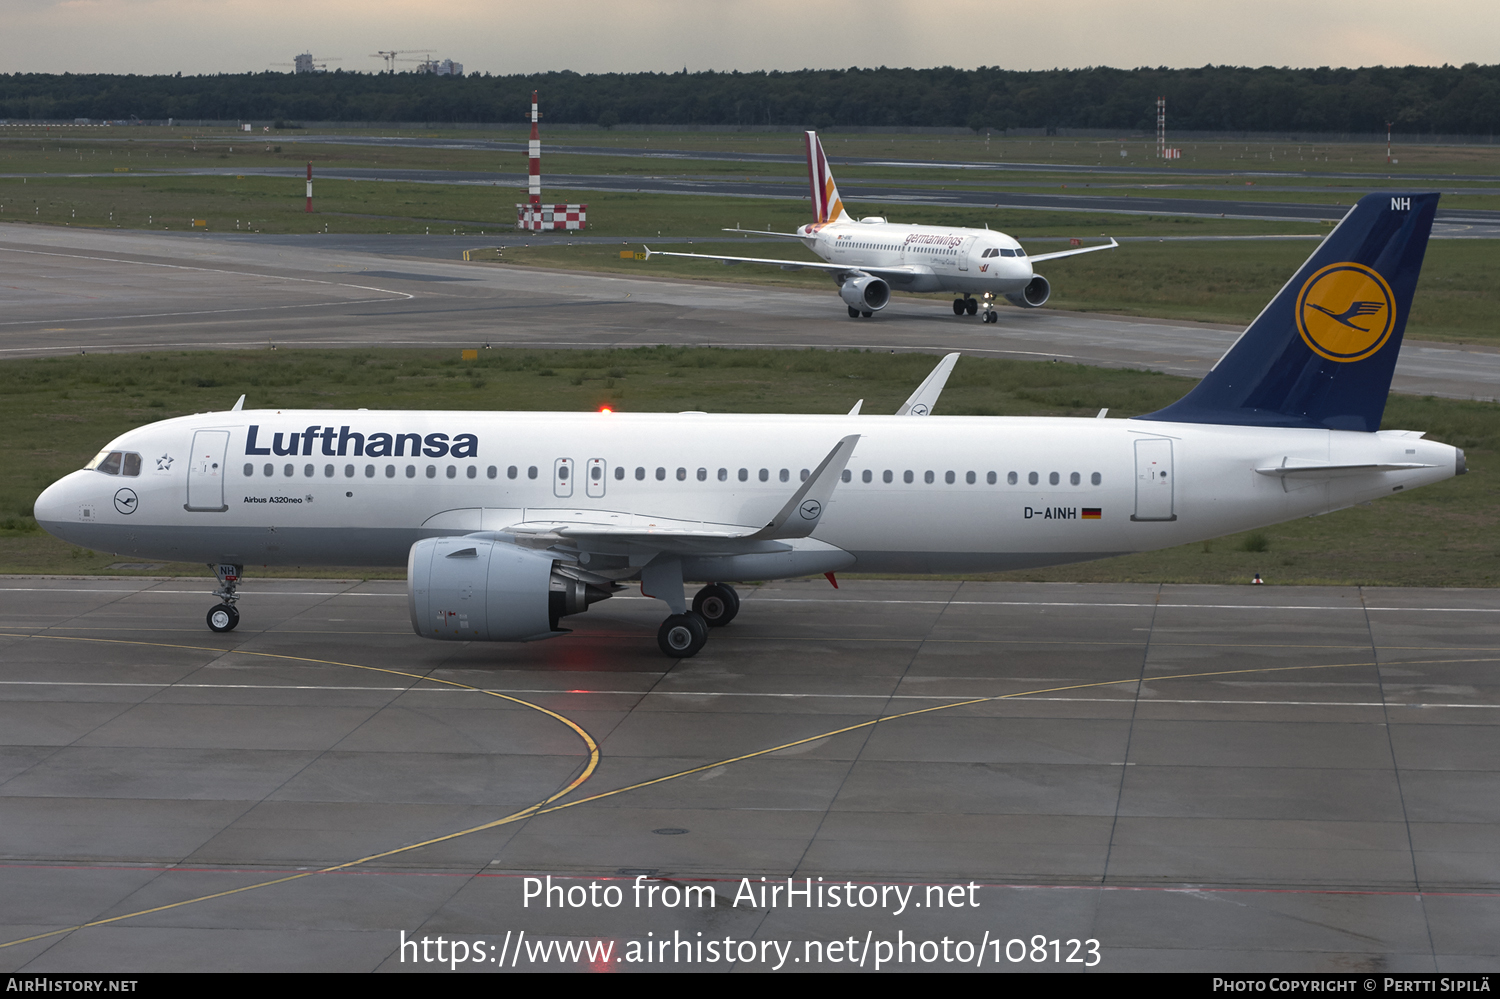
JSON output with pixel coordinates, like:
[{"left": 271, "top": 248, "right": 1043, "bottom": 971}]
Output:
[{"left": 33, "top": 472, "right": 81, "bottom": 529}]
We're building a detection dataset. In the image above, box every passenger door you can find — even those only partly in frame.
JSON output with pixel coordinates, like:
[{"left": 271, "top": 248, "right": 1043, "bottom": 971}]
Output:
[
  {"left": 1132, "top": 438, "right": 1176, "bottom": 521},
  {"left": 553, "top": 457, "right": 574, "bottom": 499},
  {"left": 185, "top": 430, "right": 230, "bottom": 512},
  {"left": 957, "top": 235, "right": 977, "bottom": 271}
]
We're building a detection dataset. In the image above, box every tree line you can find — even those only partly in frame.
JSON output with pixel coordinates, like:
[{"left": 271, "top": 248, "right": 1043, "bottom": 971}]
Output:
[{"left": 2, "top": 64, "right": 1498, "bottom": 135}]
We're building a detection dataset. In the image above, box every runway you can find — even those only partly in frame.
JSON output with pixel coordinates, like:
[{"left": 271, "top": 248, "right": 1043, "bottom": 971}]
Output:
[
  {"left": 0, "top": 576, "right": 1495, "bottom": 971},
  {"left": 2, "top": 223, "right": 1498, "bottom": 401}
]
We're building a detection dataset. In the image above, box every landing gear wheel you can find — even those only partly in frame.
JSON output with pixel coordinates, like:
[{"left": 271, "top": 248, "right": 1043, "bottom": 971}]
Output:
[
  {"left": 207, "top": 604, "right": 239, "bottom": 633},
  {"left": 861, "top": 310, "right": 873, "bottom": 318},
  {"left": 848, "top": 305, "right": 860, "bottom": 318},
  {"left": 965, "top": 298, "right": 979, "bottom": 316},
  {"left": 657, "top": 612, "right": 709, "bottom": 658},
  {"left": 692, "top": 583, "right": 741, "bottom": 627},
  {"left": 985, "top": 310, "right": 998, "bottom": 323},
  {"left": 952, "top": 298, "right": 966, "bottom": 315}
]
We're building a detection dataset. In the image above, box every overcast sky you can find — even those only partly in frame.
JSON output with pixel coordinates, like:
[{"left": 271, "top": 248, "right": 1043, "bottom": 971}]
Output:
[{"left": 4, "top": 0, "right": 1497, "bottom": 76}]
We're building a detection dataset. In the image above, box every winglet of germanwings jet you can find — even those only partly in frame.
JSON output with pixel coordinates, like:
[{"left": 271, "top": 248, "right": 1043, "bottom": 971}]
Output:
[
  {"left": 895, "top": 353, "right": 960, "bottom": 416},
  {"left": 748, "top": 434, "right": 860, "bottom": 541}
]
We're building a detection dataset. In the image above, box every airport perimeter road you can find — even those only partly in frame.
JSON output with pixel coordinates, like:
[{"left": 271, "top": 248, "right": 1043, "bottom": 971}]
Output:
[
  {"left": 0, "top": 577, "right": 1494, "bottom": 972},
  {"left": 2, "top": 224, "right": 1497, "bottom": 401}
]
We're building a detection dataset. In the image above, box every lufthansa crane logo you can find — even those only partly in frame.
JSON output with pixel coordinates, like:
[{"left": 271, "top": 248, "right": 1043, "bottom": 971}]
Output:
[
  {"left": 113, "top": 488, "right": 138, "bottom": 515},
  {"left": 1295, "top": 262, "right": 1397, "bottom": 363},
  {"left": 799, "top": 499, "right": 823, "bottom": 520}
]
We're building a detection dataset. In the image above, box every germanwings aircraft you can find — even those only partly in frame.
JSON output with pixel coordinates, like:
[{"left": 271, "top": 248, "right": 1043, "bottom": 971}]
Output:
[
  {"left": 646, "top": 130, "right": 1117, "bottom": 322},
  {"left": 36, "top": 193, "right": 1461, "bottom": 658}
]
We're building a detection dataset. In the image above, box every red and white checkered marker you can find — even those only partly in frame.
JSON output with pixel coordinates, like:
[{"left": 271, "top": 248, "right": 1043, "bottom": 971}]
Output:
[{"left": 516, "top": 204, "right": 588, "bottom": 231}]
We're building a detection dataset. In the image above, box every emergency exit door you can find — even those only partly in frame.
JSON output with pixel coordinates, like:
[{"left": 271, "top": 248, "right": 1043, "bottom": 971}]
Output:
[{"left": 1131, "top": 438, "right": 1176, "bottom": 521}]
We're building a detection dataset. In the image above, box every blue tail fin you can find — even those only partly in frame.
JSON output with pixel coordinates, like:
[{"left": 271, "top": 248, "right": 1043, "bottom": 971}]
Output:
[{"left": 1138, "top": 192, "right": 1438, "bottom": 432}]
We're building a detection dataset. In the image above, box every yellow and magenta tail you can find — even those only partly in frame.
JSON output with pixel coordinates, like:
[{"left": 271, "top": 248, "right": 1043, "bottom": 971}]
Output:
[{"left": 804, "top": 131, "right": 850, "bottom": 226}]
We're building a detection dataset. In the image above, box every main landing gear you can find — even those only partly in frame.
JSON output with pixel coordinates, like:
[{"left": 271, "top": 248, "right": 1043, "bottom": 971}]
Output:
[
  {"left": 206, "top": 562, "right": 242, "bottom": 633},
  {"left": 655, "top": 585, "right": 742, "bottom": 657},
  {"left": 955, "top": 295, "right": 998, "bottom": 323},
  {"left": 847, "top": 306, "right": 873, "bottom": 319}
]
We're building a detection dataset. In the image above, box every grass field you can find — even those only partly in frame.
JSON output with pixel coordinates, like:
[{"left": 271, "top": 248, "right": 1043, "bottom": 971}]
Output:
[{"left": 1, "top": 346, "right": 1494, "bottom": 587}]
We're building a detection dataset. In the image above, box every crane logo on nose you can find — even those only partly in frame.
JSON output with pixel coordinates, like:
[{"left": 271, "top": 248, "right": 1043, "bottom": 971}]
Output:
[{"left": 113, "top": 488, "right": 139, "bottom": 515}]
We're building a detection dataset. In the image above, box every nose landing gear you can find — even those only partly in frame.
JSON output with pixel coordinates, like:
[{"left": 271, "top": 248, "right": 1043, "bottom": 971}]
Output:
[{"left": 207, "top": 562, "right": 242, "bottom": 633}]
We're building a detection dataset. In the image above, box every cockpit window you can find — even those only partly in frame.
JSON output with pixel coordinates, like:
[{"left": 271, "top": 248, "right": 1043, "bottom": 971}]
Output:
[
  {"left": 87, "top": 450, "right": 141, "bottom": 475},
  {"left": 999, "top": 248, "right": 1016, "bottom": 257},
  {"left": 1014, "top": 247, "right": 1026, "bottom": 257}
]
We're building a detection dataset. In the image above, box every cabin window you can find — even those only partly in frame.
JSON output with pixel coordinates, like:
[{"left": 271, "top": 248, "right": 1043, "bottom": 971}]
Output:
[
  {"left": 367, "top": 465, "right": 377, "bottom": 478},
  {"left": 1092, "top": 472, "right": 1102, "bottom": 485},
  {"left": 243, "top": 463, "right": 253, "bottom": 477},
  {"left": 591, "top": 465, "right": 603, "bottom": 481},
  {"left": 675, "top": 467, "right": 686, "bottom": 482},
  {"left": 527, "top": 466, "right": 538, "bottom": 479},
  {"left": 264, "top": 464, "right": 274, "bottom": 477},
  {"left": 903, "top": 470, "right": 914, "bottom": 484},
  {"left": 1049, "top": 472, "right": 1060, "bottom": 485},
  {"left": 507, "top": 466, "right": 518, "bottom": 479},
  {"left": 1028, "top": 472, "right": 1039, "bottom": 485},
  {"left": 1070, "top": 472, "right": 1080, "bottom": 485},
  {"left": 636, "top": 467, "right": 646, "bottom": 480},
  {"left": 385, "top": 465, "right": 396, "bottom": 478},
  {"left": 406, "top": 465, "right": 416, "bottom": 478},
  {"left": 487, "top": 466, "right": 497, "bottom": 479},
  {"left": 841, "top": 469, "right": 851, "bottom": 483},
  {"left": 558, "top": 465, "right": 569, "bottom": 481},
  {"left": 657, "top": 467, "right": 667, "bottom": 481},
  {"left": 779, "top": 469, "right": 789, "bottom": 482},
  {"left": 324, "top": 464, "right": 334, "bottom": 478},
  {"left": 945, "top": 471, "right": 955, "bottom": 484},
  {"left": 446, "top": 465, "right": 456, "bottom": 479},
  {"left": 284, "top": 464, "right": 295, "bottom": 477},
  {"left": 427, "top": 465, "right": 437, "bottom": 479},
  {"left": 718, "top": 468, "right": 728, "bottom": 481},
  {"left": 988, "top": 471, "right": 998, "bottom": 485},
  {"left": 925, "top": 471, "right": 935, "bottom": 484},
  {"left": 346, "top": 465, "right": 356, "bottom": 478},
  {"left": 738, "top": 468, "right": 749, "bottom": 482},
  {"left": 966, "top": 471, "right": 976, "bottom": 484},
  {"left": 883, "top": 470, "right": 893, "bottom": 483},
  {"left": 615, "top": 466, "right": 625, "bottom": 480},
  {"left": 304, "top": 464, "right": 314, "bottom": 477},
  {"left": 467, "top": 465, "right": 477, "bottom": 479},
  {"left": 862, "top": 469, "right": 873, "bottom": 483},
  {"left": 759, "top": 469, "right": 769, "bottom": 482},
  {"left": 695, "top": 468, "right": 706, "bottom": 481}
]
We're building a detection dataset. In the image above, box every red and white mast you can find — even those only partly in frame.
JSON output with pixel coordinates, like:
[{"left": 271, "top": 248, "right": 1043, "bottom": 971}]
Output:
[
  {"left": 528, "top": 90, "right": 541, "bottom": 211},
  {"left": 305, "top": 162, "right": 313, "bottom": 213}
]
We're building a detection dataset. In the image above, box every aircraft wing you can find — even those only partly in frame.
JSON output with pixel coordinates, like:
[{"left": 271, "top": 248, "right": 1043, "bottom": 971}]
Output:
[
  {"left": 497, "top": 435, "right": 861, "bottom": 554},
  {"left": 721, "top": 226, "right": 805, "bottom": 238},
  {"left": 644, "top": 246, "right": 931, "bottom": 282},
  {"left": 1027, "top": 238, "right": 1119, "bottom": 263}
]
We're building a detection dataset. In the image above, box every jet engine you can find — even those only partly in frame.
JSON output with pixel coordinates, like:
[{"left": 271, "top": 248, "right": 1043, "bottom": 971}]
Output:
[
  {"left": 1004, "top": 275, "right": 1050, "bottom": 309},
  {"left": 408, "top": 536, "right": 612, "bottom": 641},
  {"left": 838, "top": 272, "right": 890, "bottom": 312}
]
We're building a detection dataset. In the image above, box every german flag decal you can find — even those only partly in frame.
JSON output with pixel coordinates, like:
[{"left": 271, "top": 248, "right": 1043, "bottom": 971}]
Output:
[{"left": 1082, "top": 508, "right": 1102, "bottom": 520}]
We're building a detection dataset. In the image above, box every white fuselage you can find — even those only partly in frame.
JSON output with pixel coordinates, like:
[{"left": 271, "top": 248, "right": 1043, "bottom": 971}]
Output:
[
  {"left": 36, "top": 409, "right": 1458, "bottom": 575},
  {"left": 798, "top": 219, "right": 1035, "bottom": 295}
]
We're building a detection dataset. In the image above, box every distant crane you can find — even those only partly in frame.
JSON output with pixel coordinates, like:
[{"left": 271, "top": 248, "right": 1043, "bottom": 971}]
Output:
[{"left": 370, "top": 50, "right": 433, "bottom": 73}]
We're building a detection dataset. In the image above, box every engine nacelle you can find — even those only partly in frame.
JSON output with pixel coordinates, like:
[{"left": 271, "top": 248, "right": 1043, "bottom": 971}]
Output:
[
  {"left": 407, "top": 537, "right": 610, "bottom": 642},
  {"left": 1004, "top": 274, "right": 1050, "bottom": 309},
  {"left": 838, "top": 272, "right": 890, "bottom": 312}
]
